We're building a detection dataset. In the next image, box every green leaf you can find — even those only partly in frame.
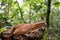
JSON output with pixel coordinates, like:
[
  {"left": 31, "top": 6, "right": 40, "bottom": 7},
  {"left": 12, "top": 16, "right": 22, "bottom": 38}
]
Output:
[
  {"left": 0, "top": 27, "right": 7, "bottom": 33},
  {"left": 50, "top": 13, "right": 55, "bottom": 17},
  {"left": 37, "top": 0, "right": 42, "bottom": 3},
  {"left": 0, "top": 13, "right": 3, "bottom": 17},
  {"left": 0, "top": 0, "right": 2, "bottom": 2},
  {"left": 2, "top": 17, "right": 7, "bottom": 21},
  {"left": 11, "top": 9, "right": 19, "bottom": 18},
  {"left": 54, "top": 2, "right": 60, "bottom": 7},
  {"left": 43, "top": 27, "right": 48, "bottom": 40},
  {"left": 7, "top": 0, "right": 11, "bottom": 3}
]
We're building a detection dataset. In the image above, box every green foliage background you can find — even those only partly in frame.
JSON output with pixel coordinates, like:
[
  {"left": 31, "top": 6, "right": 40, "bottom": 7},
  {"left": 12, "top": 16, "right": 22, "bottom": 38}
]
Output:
[{"left": 0, "top": 0, "right": 60, "bottom": 40}]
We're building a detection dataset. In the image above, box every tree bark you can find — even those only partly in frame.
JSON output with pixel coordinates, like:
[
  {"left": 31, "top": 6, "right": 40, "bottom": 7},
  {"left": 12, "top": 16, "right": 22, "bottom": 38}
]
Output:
[
  {"left": 29, "top": 4, "right": 32, "bottom": 23},
  {"left": 46, "top": 0, "right": 51, "bottom": 27},
  {"left": 17, "top": 1, "right": 25, "bottom": 23},
  {"left": 44, "top": 0, "right": 51, "bottom": 40}
]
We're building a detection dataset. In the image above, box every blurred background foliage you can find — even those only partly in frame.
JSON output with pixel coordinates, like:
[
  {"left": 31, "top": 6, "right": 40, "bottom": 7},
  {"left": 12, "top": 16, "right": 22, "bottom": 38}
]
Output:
[{"left": 0, "top": 0, "right": 60, "bottom": 40}]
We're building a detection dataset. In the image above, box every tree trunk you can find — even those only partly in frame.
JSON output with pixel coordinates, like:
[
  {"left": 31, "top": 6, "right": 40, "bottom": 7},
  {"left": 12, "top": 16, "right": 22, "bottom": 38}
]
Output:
[
  {"left": 17, "top": 1, "right": 25, "bottom": 23},
  {"left": 46, "top": 0, "right": 51, "bottom": 27},
  {"left": 45, "top": 0, "right": 51, "bottom": 40},
  {"left": 29, "top": 4, "right": 32, "bottom": 23}
]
